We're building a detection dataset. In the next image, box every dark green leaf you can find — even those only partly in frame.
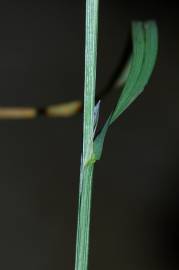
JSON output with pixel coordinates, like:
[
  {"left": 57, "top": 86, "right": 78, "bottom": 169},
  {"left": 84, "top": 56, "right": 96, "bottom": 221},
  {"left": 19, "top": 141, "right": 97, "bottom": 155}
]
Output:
[{"left": 94, "top": 21, "right": 158, "bottom": 161}]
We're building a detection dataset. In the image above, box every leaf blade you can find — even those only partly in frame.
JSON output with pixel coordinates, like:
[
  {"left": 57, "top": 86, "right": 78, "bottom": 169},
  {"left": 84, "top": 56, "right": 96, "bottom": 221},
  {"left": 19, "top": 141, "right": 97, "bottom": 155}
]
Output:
[
  {"left": 111, "top": 21, "right": 146, "bottom": 123},
  {"left": 94, "top": 21, "right": 158, "bottom": 161}
]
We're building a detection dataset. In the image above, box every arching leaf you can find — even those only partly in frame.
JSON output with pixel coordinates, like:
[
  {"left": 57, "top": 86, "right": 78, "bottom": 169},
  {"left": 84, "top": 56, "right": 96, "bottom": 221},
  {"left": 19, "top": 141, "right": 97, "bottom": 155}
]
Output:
[{"left": 94, "top": 21, "right": 158, "bottom": 161}]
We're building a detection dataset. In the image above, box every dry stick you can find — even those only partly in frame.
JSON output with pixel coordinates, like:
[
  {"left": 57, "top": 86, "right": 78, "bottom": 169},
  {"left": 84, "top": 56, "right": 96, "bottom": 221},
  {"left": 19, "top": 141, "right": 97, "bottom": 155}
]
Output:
[
  {"left": 0, "top": 101, "right": 82, "bottom": 119},
  {"left": 75, "top": 1, "right": 99, "bottom": 270},
  {"left": 0, "top": 107, "right": 37, "bottom": 119}
]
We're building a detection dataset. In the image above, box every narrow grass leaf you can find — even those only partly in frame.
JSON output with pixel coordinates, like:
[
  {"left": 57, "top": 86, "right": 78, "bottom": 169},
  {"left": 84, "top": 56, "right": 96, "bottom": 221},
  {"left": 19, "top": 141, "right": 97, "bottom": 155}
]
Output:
[{"left": 94, "top": 21, "right": 158, "bottom": 161}]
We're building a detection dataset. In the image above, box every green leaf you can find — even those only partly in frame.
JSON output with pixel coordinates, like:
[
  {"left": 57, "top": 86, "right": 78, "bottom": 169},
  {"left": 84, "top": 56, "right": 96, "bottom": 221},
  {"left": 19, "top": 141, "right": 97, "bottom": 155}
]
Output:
[
  {"left": 111, "top": 21, "right": 146, "bottom": 123},
  {"left": 94, "top": 21, "right": 158, "bottom": 161},
  {"left": 93, "top": 114, "right": 112, "bottom": 161}
]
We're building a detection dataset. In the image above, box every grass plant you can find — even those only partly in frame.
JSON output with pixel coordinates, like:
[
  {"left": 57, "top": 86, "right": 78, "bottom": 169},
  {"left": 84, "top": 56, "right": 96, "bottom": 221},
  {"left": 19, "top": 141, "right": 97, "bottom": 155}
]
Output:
[{"left": 75, "top": 1, "right": 158, "bottom": 270}]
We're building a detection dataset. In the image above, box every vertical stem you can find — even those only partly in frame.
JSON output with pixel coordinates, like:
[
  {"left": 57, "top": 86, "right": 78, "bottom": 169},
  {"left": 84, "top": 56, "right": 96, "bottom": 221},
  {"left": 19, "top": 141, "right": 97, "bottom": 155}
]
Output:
[
  {"left": 83, "top": 0, "right": 99, "bottom": 159},
  {"left": 75, "top": 1, "right": 99, "bottom": 270}
]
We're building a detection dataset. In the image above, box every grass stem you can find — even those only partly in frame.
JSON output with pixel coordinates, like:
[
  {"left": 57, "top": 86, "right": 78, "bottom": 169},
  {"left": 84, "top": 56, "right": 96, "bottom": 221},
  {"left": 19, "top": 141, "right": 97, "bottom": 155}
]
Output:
[{"left": 75, "top": 1, "right": 99, "bottom": 270}]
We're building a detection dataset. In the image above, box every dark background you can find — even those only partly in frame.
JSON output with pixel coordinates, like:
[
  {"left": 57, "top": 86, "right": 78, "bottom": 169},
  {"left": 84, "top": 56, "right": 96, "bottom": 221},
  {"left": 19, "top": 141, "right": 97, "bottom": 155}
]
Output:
[{"left": 0, "top": 1, "right": 178, "bottom": 269}]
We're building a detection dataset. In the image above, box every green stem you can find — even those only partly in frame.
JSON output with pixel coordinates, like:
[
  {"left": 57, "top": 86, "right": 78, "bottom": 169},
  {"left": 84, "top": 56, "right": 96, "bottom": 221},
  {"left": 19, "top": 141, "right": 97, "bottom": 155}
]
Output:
[
  {"left": 83, "top": 0, "right": 99, "bottom": 157},
  {"left": 75, "top": 165, "right": 94, "bottom": 270},
  {"left": 75, "top": 1, "right": 99, "bottom": 270}
]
